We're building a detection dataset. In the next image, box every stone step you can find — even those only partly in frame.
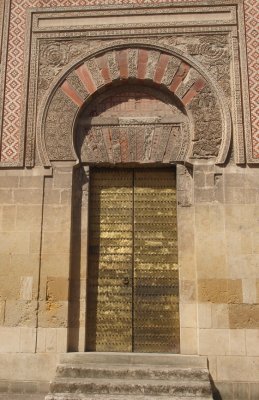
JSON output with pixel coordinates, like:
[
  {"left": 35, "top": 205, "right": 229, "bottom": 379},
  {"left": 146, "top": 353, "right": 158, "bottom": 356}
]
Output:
[
  {"left": 46, "top": 395, "right": 213, "bottom": 400},
  {"left": 60, "top": 353, "right": 208, "bottom": 369},
  {"left": 56, "top": 364, "right": 210, "bottom": 382},
  {"left": 50, "top": 378, "right": 212, "bottom": 397}
]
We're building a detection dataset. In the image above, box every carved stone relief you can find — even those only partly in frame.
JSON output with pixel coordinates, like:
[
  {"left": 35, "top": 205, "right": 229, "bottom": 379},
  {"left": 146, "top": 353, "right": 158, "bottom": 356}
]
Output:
[
  {"left": 40, "top": 43, "right": 231, "bottom": 166},
  {"left": 38, "top": 39, "right": 104, "bottom": 101},
  {"left": 45, "top": 89, "right": 77, "bottom": 160},
  {"left": 159, "top": 34, "right": 231, "bottom": 98},
  {"left": 75, "top": 86, "right": 189, "bottom": 165}
]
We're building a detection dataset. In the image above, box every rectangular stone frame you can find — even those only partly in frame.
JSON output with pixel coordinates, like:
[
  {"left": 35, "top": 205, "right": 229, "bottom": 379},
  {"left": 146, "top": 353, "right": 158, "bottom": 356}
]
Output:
[{"left": 0, "top": 0, "right": 255, "bottom": 166}]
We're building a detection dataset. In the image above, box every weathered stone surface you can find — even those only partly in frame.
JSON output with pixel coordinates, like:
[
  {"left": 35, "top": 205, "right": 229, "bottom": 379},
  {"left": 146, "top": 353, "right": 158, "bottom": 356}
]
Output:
[
  {"left": 198, "top": 280, "right": 242, "bottom": 304},
  {"left": 46, "top": 354, "right": 212, "bottom": 399},
  {"left": 229, "top": 304, "right": 259, "bottom": 329}
]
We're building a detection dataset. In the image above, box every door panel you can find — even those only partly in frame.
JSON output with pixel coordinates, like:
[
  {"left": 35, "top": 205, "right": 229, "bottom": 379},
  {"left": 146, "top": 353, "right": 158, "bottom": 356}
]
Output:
[
  {"left": 86, "top": 169, "right": 133, "bottom": 352},
  {"left": 87, "top": 168, "right": 179, "bottom": 353},
  {"left": 133, "top": 170, "right": 179, "bottom": 353}
]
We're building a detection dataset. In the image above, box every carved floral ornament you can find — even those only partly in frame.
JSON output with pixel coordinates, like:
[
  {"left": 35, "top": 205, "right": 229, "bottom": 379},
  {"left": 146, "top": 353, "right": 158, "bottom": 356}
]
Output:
[{"left": 37, "top": 43, "right": 232, "bottom": 166}]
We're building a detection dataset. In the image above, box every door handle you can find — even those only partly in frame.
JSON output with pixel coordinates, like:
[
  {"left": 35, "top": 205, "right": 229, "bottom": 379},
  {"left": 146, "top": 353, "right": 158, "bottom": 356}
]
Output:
[{"left": 123, "top": 277, "right": 129, "bottom": 286}]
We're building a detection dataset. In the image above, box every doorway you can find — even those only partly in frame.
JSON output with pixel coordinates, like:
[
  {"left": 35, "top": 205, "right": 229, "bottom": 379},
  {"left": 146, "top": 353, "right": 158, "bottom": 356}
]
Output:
[{"left": 86, "top": 168, "right": 179, "bottom": 353}]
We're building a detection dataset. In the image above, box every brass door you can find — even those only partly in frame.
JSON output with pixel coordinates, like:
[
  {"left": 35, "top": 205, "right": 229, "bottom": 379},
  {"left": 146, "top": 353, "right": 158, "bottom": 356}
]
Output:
[{"left": 86, "top": 168, "right": 179, "bottom": 353}]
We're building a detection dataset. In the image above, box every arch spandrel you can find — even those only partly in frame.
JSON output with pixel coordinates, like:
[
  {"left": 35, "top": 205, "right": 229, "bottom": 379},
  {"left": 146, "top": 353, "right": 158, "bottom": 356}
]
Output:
[{"left": 38, "top": 43, "right": 232, "bottom": 166}]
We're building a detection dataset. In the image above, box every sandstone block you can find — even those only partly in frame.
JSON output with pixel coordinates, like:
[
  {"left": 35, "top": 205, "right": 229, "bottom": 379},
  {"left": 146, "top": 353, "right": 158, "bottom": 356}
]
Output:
[
  {"left": 217, "top": 356, "right": 259, "bottom": 382},
  {"left": 20, "top": 327, "right": 36, "bottom": 353},
  {"left": 38, "top": 300, "right": 68, "bottom": 328},
  {"left": 229, "top": 304, "right": 259, "bottom": 329},
  {"left": 46, "top": 277, "right": 69, "bottom": 302},
  {"left": 44, "top": 189, "right": 61, "bottom": 205},
  {"left": 10, "top": 253, "right": 39, "bottom": 278},
  {"left": 245, "top": 329, "right": 259, "bottom": 356},
  {"left": 36, "top": 327, "right": 47, "bottom": 353},
  {"left": 180, "top": 303, "right": 197, "bottom": 328},
  {"left": 199, "top": 329, "right": 229, "bottom": 356},
  {"left": 41, "top": 254, "right": 70, "bottom": 277},
  {"left": 46, "top": 328, "right": 58, "bottom": 352},
  {"left": 225, "top": 204, "right": 254, "bottom": 232},
  {"left": 224, "top": 173, "right": 245, "bottom": 187},
  {"left": 20, "top": 276, "right": 33, "bottom": 301},
  {"left": 250, "top": 383, "right": 259, "bottom": 400},
  {"left": 198, "top": 303, "right": 212, "bottom": 329},
  {"left": 19, "top": 176, "right": 43, "bottom": 188},
  {"left": 204, "top": 172, "right": 215, "bottom": 188},
  {"left": 229, "top": 329, "right": 246, "bottom": 355},
  {"left": 4, "top": 300, "right": 37, "bottom": 327},
  {"left": 13, "top": 189, "right": 43, "bottom": 204},
  {"left": 0, "top": 274, "right": 20, "bottom": 300},
  {"left": 0, "top": 232, "right": 30, "bottom": 254},
  {"left": 16, "top": 205, "right": 42, "bottom": 231},
  {"left": 0, "top": 205, "right": 16, "bottom": 231},
  {"left": 60, "top": 189, "right": 72, "bottom": 204},
  {"left": 180, "top": 280, "right": 197, "bottom": 303},
  {"left": 53, "top": 173, "right": 73, "bottom": 189},
  {"left": 43, "top": 327, "right": 68, "bottom": 353},
  {"left": 225, "top": 187, "right": 246, "bottom": 204},
  {"left": 180, "top": 327, "right": 197, "bottom": 355},
  {"left": 29, "top": 231, "right": 41, "bottom": 254},
  {"left": 43, "top": 205, "right": 71, "bottom": 232},
  {"left": 196, "top": 232, "right": 227, "bottom": 279},
  {"left": 211, "top": 304, "right": 229, "bottom": 328},
  {"left": 242, "top": 278, "right": 257, "bottom": 303},
  {"left": 194, "top": 188, "right": 215, "bottom": 203},
  {"left": 193, "top": 171, "right": 206, "bottom": 188},
  {"left": 0, "top": 327, "right": 20, "bottom": 352},
  {"left": 198, "top": 279, "right": 242, "bottom": 303},
  {"left": 0, "top": 176, "right": 19, "bottom": 188},
  {"left": 214, "top": 382, "right": 233, "bottom": 399},
  {"left": 194, "top": 205, "right": 210, "bottom": 231},
  {"left": 42, "top": 231, "right": 71, "bottom": 254},
  {"left": 0, "top": 301, "right": 5, "bottom": 325},
  {"left": 233, "top": 383, "right": 250, "bottom": 400},
  {"left": 0, "top": 189, "right": 13, "bottom": 204},
  {"left": 0, "top": 353, "right": 58, "bottom": 381}
]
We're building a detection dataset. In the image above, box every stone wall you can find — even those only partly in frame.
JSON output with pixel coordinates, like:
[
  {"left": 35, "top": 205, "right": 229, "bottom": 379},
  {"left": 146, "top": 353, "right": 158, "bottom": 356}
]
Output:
[
  {"left": 0, "top": 164, "right": 259, "bottom": 399},
  {"left": 178, "top": 163, "right": 259, "bottom": 399},
  {"left": 0, "top": 164, "right": 74, "bottom": 385}
]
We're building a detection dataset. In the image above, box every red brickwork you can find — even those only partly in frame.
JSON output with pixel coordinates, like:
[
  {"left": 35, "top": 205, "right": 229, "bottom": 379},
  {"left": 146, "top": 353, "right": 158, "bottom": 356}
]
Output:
[
  {"left": 61, "top": 81, "right": 84, "bottom": 107},
  {"left": 96, "top": 55, "right": 112, "bottom": 84},
  {"left": 76, "top": 65, "right": 97, "bottom": 94}
]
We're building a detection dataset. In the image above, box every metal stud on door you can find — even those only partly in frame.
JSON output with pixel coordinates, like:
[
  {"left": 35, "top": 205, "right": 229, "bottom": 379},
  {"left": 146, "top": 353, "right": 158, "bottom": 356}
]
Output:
[
  {"left": 86, "top": 169, "right": 133, "bottom": 352},
  {"left": 86, "top": 168, "right": 179, "bottom": 353}
]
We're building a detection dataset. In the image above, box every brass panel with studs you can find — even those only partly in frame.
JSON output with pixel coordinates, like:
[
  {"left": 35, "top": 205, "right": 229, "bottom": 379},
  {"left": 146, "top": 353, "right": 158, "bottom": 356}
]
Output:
[{"left": 86, "top": 168, "right": 179, "bottom": 353}]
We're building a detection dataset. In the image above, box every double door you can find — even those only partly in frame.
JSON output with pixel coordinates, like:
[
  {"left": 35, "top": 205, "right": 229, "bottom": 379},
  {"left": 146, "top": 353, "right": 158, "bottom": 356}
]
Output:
[{"left": 86, "top": 168, "right": 179, "bottom": 353}]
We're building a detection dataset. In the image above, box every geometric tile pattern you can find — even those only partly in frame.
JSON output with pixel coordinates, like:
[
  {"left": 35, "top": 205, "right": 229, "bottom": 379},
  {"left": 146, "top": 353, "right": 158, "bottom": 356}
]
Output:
[
  {"left": 244, "top": 0, "right": 259, "bottom": 158},
  {"left": 0, "top": 0, "right": 258, "bottom": 163}
]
